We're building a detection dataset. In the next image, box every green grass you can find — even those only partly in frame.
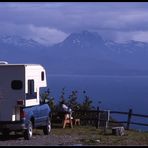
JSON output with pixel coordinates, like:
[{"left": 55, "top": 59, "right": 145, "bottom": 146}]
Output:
[
  {"left": 48, "top": 125, "right": 148, "bottom": 145},
  {"left": 33, "top": 124, "right": 148, "bottom": 145}
]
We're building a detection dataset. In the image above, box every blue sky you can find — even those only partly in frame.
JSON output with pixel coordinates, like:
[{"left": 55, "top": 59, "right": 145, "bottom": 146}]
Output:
[{"left": 0, "top": 2, "right": 148, "bottom": 46}]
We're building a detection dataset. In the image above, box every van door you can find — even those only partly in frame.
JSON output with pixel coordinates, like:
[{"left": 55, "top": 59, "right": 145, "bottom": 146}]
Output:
[
  {"left": 26, "top": 79, "right": 39, "bottom": 122},
  {"left": 36, "top": 104, "right": 49, "bottom": 126}
]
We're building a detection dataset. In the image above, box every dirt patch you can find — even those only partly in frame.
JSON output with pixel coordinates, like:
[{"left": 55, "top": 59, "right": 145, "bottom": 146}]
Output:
[{"left": 0, "top": 130, "right": 83, "bottom": 146}]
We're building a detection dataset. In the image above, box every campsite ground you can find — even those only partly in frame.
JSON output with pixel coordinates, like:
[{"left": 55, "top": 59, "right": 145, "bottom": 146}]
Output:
[{"left": 0, "top": 125, "right": 148, "bottom": 146}]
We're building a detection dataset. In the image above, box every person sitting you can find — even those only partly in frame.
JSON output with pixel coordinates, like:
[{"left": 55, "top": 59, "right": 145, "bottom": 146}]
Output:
[
  {"left": 60, "top": 100, "right": 71, "bottom": 111},
  {"left": 60, "top": 100, "right": 73, "bottom": 128}
]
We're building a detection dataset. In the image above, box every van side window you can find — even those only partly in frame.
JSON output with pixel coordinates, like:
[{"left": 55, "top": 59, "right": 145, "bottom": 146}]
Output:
[
  {"left": 26, "top": 79, "right": 37, "bottom": 99},
  {"left": 11, "top": 80, "right": 23, "bottom": 90},
  {"left": 41, "top": 71, "right": 44, "bottom": 81},
  {"left": 28, "top": 80, "right": 34, "bottom": 95}
]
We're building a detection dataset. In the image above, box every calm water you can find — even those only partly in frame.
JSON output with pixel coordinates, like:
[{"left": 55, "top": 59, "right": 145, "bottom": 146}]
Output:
[{"left": 46, "top": 74, "right": 148, "bottom": 131}]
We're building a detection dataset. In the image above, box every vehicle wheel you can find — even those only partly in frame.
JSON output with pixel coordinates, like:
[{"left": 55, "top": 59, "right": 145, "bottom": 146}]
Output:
[
  {"left": 43, "top": 118, "right": 51, "bottom": 135},
  {"left": 24, "top": 121, "right": 33, "bottom": 140}
]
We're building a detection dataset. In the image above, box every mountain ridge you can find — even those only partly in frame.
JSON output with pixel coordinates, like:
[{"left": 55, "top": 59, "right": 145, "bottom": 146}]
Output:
[{"left": 1, "top": 30, "right": 148, "bottom": 75}]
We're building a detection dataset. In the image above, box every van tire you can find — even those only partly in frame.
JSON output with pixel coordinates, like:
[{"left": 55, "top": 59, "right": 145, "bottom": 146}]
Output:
[
  {"left": 24, "top": 121, "right": 33, "bottom": 140},
  {"left": 43, "top": 118, "right": 51, "bottom": 135}
]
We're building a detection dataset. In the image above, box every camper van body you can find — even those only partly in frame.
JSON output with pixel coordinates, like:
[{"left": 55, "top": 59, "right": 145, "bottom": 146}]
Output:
[{"left": 0, "top": 64, "right": 51, "bottom": 139}]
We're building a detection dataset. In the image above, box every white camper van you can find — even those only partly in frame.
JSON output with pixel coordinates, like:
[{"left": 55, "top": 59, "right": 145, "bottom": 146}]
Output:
[{"left": 0, "top": 63, "right": 51, "bottom": 140}]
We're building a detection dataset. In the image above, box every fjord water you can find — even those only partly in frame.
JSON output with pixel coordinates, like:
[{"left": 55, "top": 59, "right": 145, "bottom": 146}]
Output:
[{"left": 47, "top": 74, "right": 148, "bottom": 131}]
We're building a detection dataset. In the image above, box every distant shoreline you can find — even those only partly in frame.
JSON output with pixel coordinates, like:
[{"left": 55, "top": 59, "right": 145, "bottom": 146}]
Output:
[{"left": 47, "top": 74, "right": 148, "bottom": 77}]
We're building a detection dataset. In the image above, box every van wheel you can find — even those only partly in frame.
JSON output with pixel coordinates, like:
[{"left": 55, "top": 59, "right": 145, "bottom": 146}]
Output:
[
  {"left": 43, "top": 118, "right": 51, "bottom": 135},
  {"left": 24, "top": 121, "right": 33, "bottom": 140}
]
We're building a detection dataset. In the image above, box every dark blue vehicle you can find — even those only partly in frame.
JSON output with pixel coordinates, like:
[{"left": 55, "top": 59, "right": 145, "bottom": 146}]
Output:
[
  {"left": 0, "top": 103, "right": 51, "bottom": 140},
  {"left": 22, "top": 103, "right": 52, "bottom": 140},
  {"left": 0, "top": 64, "right": 52, "bottom": 140}
]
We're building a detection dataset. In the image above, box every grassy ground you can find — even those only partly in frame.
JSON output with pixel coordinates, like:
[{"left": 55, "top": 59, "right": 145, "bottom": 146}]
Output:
[{"left": 48, "top": 125, "right": 148, "bottom": 146}]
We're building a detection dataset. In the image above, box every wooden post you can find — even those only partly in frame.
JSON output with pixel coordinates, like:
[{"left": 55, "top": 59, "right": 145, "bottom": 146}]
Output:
[
  {"left": 126, "top": 108, "right": 132, "bottom": 130},
  {"left": 96, "top": 106, "right": 100, "bottom": 129}
]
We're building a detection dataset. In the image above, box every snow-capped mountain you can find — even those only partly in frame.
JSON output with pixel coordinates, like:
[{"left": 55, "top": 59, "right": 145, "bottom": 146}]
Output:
[
  {"left": 0, "top": 34, "right": 47, "bottom": 64},
  {"left": 0, "top": 35, "right": 43, "bottom": 48},
  {"left": 1, "top": 31, "right": 148, "bottom": 75},
  {"left": 58, "top": 30, "right": 105, "bottom": 48},
  {"left": 45, "top": 30, "right": 148, "bottom": 75}
]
